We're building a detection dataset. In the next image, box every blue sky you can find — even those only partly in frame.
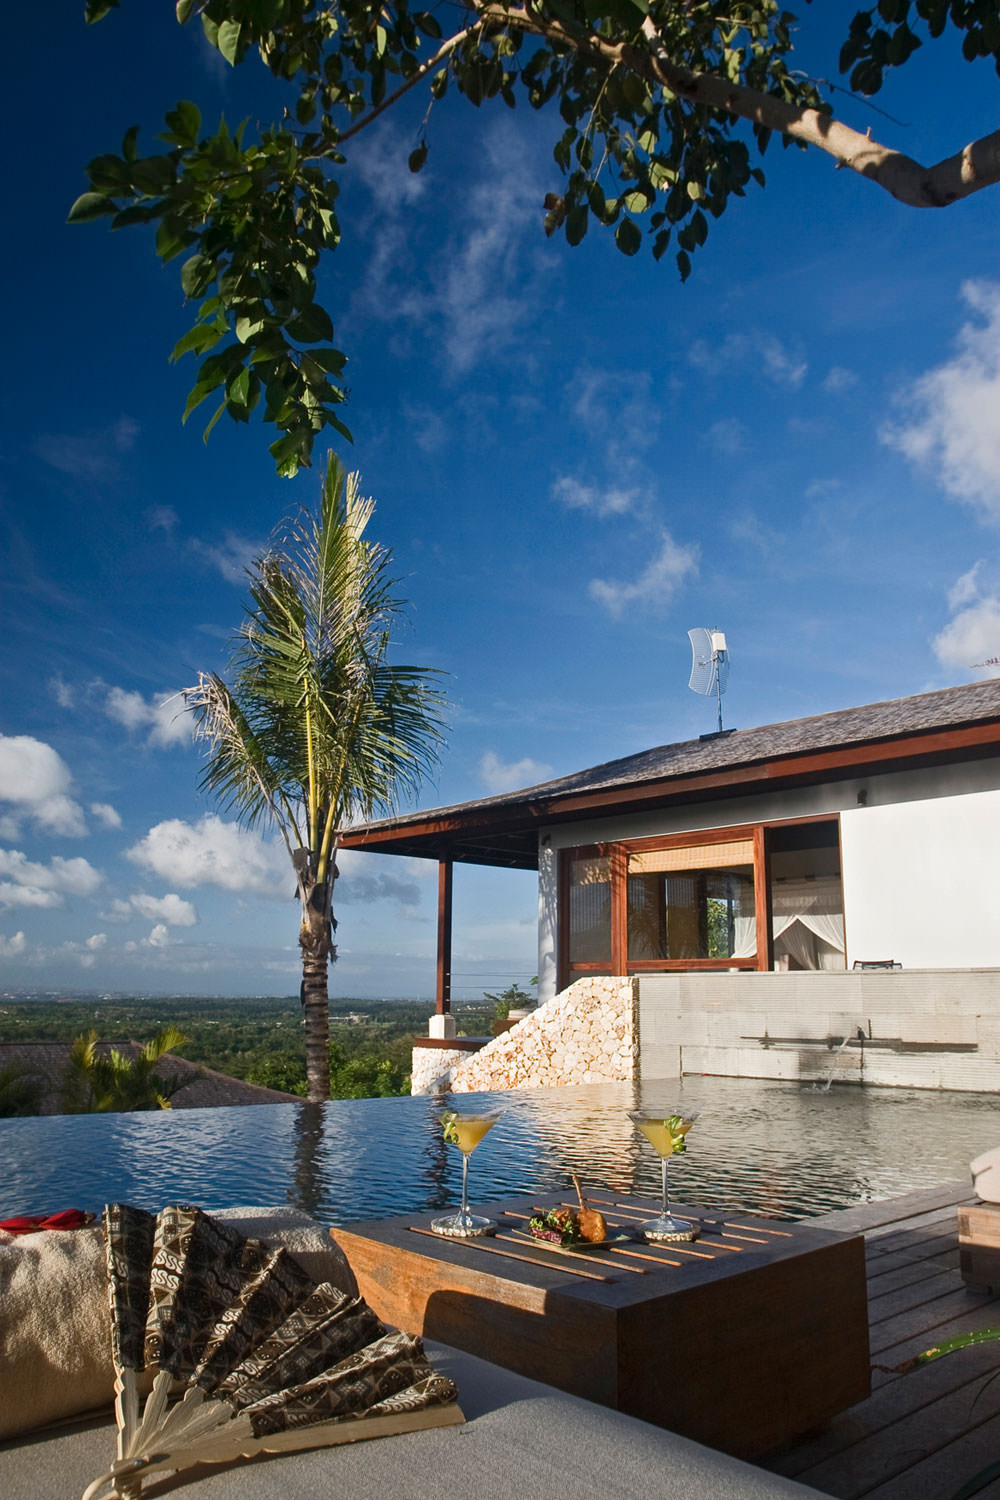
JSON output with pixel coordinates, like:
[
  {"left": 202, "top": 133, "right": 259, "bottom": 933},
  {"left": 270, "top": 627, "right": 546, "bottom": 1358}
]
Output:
[{"left": 1, "top": 4, "right": 998, "bottom": 1001}]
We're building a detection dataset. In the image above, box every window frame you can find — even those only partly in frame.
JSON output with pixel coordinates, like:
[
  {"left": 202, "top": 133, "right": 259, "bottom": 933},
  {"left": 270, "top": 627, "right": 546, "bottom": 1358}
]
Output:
[{"left": 558, "top": 815, "right": 842, "bottom": 982}]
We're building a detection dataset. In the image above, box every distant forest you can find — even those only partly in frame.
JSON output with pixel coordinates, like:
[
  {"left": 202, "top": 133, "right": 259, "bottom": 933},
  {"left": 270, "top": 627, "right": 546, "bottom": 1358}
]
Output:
[{"left": 0, "top": 995, "right": 499, "bottom": 1100}]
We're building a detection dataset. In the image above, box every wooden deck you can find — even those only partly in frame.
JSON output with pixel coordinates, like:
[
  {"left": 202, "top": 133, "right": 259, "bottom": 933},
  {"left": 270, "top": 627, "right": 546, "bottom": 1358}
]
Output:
[{"left": 760, "top": 1179, "right": 1000, "bottom": 1500}]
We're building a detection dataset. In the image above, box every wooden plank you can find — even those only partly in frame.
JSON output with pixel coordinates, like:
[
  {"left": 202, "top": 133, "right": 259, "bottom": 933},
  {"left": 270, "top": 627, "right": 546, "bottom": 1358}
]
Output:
[
  {"left": 760, "top": 1187, "right": 1000, "bottom": 1499},
  {"left": 865, "top": 1250, "right": 959, "bottom": 1297},
  {"left": 858, "top": 1410, "right": 1000, "bottom": 1500},
  {"left": 867, "top": 1269, "right": 967, "bottom": 1325},
  {"left": 807, "top": 1182, "right": 971, "bottom": 1237},
  {"left": 769, "top": 1341, "right": 1000, "bottom": 1481}
]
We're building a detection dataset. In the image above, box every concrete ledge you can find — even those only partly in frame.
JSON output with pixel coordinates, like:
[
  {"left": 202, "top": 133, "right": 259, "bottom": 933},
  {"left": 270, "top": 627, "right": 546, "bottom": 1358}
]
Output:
[{"left": 0, "top": 1341, "right": 827, "bottom": 1500}]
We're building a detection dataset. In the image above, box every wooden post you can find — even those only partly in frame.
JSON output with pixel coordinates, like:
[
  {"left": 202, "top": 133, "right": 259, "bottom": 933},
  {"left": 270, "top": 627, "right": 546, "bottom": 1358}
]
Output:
[{"left": 436, "top": 860, "right": 453, "bottom": 1016}]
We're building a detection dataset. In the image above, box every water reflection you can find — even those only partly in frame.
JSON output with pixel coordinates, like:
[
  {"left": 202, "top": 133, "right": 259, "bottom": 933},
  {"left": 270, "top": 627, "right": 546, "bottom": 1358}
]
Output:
[{"left": 0, "top": 1077, "right": 995, "bottom": 1224}]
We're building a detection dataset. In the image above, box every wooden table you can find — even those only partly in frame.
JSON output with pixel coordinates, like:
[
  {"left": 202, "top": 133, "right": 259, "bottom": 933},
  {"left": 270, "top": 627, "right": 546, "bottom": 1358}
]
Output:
[{"left": 335, "top": 1189, "right": 871, "bottom": 1459}]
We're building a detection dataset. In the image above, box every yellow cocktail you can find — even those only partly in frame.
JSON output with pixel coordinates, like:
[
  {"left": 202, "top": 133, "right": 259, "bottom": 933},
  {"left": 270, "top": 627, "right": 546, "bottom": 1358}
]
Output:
[
  {"left": 635, "top": 1115, "right": 696, "bottom": 1158},
  {"left": 445, "top": 1114, "right": 498, "bottom": 1155},
  {"left": 629, "top": 1110, "right": 700, "bottom": 1242},
  {"left": 431, "top": 1108, "right": 502, "bottom": 1238}
]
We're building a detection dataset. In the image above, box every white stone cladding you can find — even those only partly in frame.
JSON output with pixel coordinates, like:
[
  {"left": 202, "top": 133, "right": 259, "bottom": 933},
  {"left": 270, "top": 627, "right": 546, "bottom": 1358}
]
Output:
[
  {"left": 412, "top": 977, "right": 638, "bottom": 1095},
  {"left": 410, "top": 1046, "right": 473, "bottom": 1095}
]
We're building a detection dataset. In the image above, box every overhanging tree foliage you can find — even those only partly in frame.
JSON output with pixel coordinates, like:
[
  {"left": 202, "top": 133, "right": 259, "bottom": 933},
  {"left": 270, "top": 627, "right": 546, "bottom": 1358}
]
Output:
[
  {"left": 184, "top": 453, "right": 446, "bottom": 1101},
  {"left": 72, "top": 1, "right": 1000, "bottom": 474}
]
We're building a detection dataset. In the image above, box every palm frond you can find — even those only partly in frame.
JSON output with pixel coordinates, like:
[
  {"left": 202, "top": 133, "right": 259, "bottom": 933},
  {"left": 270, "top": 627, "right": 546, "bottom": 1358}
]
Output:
[{"left": 187, "top": 454, "right": 447, "bottom": 875}]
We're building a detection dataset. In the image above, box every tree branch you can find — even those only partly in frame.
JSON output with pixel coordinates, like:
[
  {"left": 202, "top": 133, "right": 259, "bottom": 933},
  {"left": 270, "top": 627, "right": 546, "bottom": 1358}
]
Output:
[
  {"left": 472, "top": 2, "right": 1000, "bottom": 208},
  {"left": 330, "top": 23, "right": 481, "bottom": 150}
]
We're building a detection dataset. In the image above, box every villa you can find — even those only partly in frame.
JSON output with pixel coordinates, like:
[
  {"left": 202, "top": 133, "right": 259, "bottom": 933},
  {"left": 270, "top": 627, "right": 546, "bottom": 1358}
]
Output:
[{"left": 341, "top": 679, "right": 1000, "bottom": 1093}]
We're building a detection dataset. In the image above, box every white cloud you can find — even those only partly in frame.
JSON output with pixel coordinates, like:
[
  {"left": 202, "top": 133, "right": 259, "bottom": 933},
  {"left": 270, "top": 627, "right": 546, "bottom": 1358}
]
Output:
[
  {"left": 189, "top": 531, "right": 261, "bottom": 584},
  {"left": 90, "top": 802, "right": 122, "bottom": 829},
  {"left": 354, "top": 117, "right": 550, "bottom": 376},
  {"left": 147, "top": 505, "right": 179, "bottom": 535},
  {"left": 552, "top": 476, "right": 641, "bottom": 518},
  {"left": 588, "top": 531, "right": 699, "bottom": 618},
  {"left": 129, "top": 892, "right": 198, "bottom": 927},
  {"left": 707, "top": 418, "right": 751, "bottom": 456},
  {"left": 823, "top": 366, "right": 858, "bottom": 394},
  {"left": 0, "top": 735, "right": 87, "bottom": 836},
  {"left": 0, "top": 849, "right": 103, "bottom": 908},
  {"left": 334, "top": 848, "right": 426, "bottom": 910},
  {"left": 85, "top": 932, "right": 107, "bottom": 951},
  {"left": 932, "top": 565, "right": 1000, "bottom": 678},
  {"left": 0, "top": 882, "right": 62, "bottom": 909},
  {"left": 127, "top": 815, "right": 288, "bottom": 895},
  {"left": 688, "top": 333, "right": 807, "bottom": 389},
  {"left": 147, "top": 923, "right": 170, "bottom": 948},
  {"left": 882, "top": 280, "right": 1000, "bottom": 520},
  {"left": 478, "top": 751, "right": 553, "bottom": 794},
  {"left": 51, "top": 675, "right": 75, "bottom": 709},
  {"left": 104, "top": 687, "right": 191, "bottom": 748},
  {"left": 351, "top": 124, "right": 429, "bottom": 214},
  {"left": 33, "top": 415, "right": 139, "bottom": 480},
  {"left": 0, "top": 931, "right": 26, "bottom": 956}
]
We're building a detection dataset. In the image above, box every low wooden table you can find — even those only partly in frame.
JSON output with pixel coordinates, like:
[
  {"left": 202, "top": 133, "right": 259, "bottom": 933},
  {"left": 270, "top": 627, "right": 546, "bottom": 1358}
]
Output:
[{"left": 335, "top": 1189, "right": 871, "bottom": 1459}]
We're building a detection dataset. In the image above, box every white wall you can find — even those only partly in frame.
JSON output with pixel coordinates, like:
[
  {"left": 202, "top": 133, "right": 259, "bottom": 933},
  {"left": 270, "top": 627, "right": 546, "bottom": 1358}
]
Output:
[
  {"left": 841, "top": 788, "right": 1000, "bottom": 968},
  {"left": 535, "top": 755, "right": 1000, "bottom": 997}
]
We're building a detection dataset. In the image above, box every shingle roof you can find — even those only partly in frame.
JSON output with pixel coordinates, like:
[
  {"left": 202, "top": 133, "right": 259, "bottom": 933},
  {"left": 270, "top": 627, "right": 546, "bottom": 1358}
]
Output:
[
  {"left": 0, "top": 1042, "right": 301, "bottom": 1116},
  {"left": 340, "top": 679, "right": 1000, "bottom": 867}
]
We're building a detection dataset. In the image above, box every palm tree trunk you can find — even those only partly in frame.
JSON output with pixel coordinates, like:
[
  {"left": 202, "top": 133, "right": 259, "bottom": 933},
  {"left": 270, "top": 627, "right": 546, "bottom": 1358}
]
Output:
[{"left": 300, "top": 883, "right": 333, "bottom": 1102}]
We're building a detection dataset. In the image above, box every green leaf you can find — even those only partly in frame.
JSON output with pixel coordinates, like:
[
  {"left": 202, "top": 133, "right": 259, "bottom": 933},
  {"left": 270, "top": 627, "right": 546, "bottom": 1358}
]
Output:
[
  {"left": 203, "top": 400, "right": 227, "bottom": 441},
  {"left": 565, "top": 203, "right": 588, "bottom": 245},
  {"left": 227, "top": 368, "right": 251, "bottom": 408},
  {"left": 171, "top": 324, "right": 224, "bottom": 362},
  {"left": 676, "top": 249, "right": 692, "bottom": 281},
  {"left": 165, "top": 99, "right": 201, "bottom": 148},
  {"left": 615, "top": 217, "right": 642, "bottom": 255},
  {"left": 175, "top": 0, "right": 196, "bottom": 21},
  {"left": 408, "top": 142, "right": 429, "bottom": 174},
  {"left": 269, "top": 430, "right": 309, "bottom": 478},
  {"left": 309, "top": 347, "right": 348, "bottom": 376},
  {"left": 85, "top": 0, "right": 119, "bottom": 21},
  {"left": 286, "top": 304, "right": 335, "bottom": 343},
  {"left": 67, "top": 192, "right": 115, "bottom": 223},
  {"left": 235, "top": 313, "right": 267, "bottom": 344},
  {"left": 180, "top": 253, "right": 214, "bottom": 298},
  {"left": 217, "top": 19, "right": 242, "bottom": 65}
]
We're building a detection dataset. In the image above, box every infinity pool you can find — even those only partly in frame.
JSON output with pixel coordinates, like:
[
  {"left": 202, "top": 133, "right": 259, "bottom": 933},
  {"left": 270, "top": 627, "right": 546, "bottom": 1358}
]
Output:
[{"left": 1, "top": 1076, "right": 995, "bottom": 1224}]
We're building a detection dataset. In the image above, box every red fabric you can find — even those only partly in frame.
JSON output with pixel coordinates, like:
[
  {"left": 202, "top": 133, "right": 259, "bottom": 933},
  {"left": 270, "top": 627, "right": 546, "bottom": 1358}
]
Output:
[{"left": 0, "top": 1209, "right": 95, "bottom": 1236}]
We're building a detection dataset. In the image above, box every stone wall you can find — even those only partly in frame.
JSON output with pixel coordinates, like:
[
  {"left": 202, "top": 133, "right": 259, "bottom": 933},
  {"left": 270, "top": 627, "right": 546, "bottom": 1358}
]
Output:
[
  {"left": 639, "top": 969, "right": 1000, "bottom": 1092},
  {"left": 418, "top": 977, "right": 638, "bottom": 1094},
  {"left": 410, "top": 1045, "right": 478, "bottom": 1095}
]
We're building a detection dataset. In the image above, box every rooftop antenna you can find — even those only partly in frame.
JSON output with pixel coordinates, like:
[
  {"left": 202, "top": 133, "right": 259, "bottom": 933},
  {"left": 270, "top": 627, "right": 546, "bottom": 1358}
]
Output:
[{"left": 688, "top": 627, "right": 730, "bottom": 734}]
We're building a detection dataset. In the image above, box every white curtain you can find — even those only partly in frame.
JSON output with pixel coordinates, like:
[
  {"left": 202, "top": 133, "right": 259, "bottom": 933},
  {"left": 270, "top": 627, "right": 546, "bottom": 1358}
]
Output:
[{"left": 771, "top": 876, "right": 845, "bottom": 971}]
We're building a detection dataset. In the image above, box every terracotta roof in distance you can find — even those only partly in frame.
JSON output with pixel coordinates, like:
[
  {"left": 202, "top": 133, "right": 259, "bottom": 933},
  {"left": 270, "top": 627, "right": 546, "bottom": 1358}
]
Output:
[{"left": 0, "top": 1041, "right": 301, "bottom": 1116}]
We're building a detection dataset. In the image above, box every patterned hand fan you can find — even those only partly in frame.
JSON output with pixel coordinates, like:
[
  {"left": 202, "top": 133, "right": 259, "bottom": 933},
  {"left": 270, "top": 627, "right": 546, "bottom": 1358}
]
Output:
[{"left": 83, "top": 1204, "right": 462, "bottom": 1500}]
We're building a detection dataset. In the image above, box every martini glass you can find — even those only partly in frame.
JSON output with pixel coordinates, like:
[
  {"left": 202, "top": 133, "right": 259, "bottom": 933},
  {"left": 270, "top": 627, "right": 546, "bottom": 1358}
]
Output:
[
  {"left": 629, "top": 1110, "right": 700, "bottom": 1242},
  {"left": 431, "top": 1108, "right": 503, "bottom": 1238}
]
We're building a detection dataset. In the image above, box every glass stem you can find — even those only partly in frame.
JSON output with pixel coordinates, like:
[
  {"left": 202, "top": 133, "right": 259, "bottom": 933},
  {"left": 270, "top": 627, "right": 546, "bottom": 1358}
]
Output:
[
  {"left": 661, "top": 1155, "right": 670, "bottom": 1218},
  {"left": 460, "top": 1150, "right": 470, "bottom": 1219}
]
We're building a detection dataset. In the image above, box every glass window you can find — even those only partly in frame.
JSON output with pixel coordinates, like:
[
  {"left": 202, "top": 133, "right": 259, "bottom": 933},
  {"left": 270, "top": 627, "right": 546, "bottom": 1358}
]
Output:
[
  {"left": 627, "top": 848, "right": 755, "bottom": 960},
  {"left": 567, "top": 854, "right": 611, "bottom": 964}
]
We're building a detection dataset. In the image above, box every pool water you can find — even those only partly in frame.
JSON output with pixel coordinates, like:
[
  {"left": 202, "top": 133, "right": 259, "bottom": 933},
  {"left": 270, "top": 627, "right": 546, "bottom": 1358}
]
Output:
[{"left": 0, "top": 1076, "right": 996, "bottom": 1224}]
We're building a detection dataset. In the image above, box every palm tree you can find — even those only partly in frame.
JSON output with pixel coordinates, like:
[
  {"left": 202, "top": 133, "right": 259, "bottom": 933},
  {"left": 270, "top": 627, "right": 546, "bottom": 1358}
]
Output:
[
  {"left": 185, "top": 454, "right": 446, "bottom": 1101},
  {"left": 62, "top": 1027, "right": 191, "bottom": 1113}
]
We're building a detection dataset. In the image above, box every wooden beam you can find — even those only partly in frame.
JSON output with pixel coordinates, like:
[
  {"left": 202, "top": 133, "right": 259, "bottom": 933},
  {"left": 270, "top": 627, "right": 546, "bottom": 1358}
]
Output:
[
  {"left": 754, "top": 824, "right": 770, "bottom": 972},
  {"left": 436, "top": 860, "right": 453, "bottom": 1016}
]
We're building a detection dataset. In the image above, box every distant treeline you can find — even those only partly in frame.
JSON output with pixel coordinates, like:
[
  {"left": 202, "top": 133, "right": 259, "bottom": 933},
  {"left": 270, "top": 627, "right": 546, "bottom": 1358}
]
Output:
[{"left": 0, "top": 995, "right": 498, "bottom": 1100}]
